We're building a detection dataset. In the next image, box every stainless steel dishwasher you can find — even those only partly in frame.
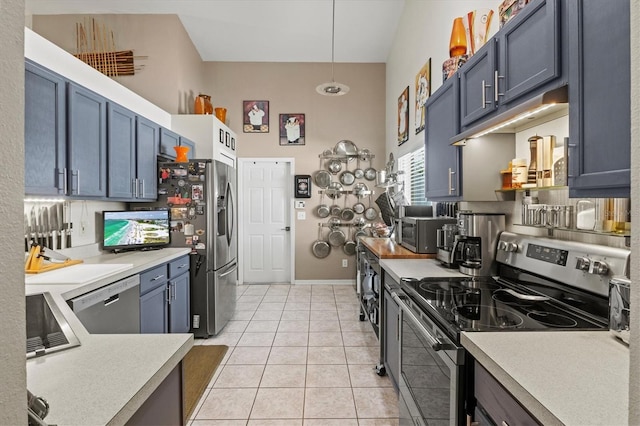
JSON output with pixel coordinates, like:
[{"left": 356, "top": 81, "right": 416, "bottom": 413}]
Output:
[{"left": 68, "top": 274, "right": 141, "bottom": 334}]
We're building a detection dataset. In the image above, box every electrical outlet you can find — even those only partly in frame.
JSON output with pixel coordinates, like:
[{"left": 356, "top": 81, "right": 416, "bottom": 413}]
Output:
[
  {"left": 342, "top": 259, "right": 348, "bottom": 267},
  {"left": 297, "top": 211, "right": 306, "bottom": 220},
  {"left": 295, "top": 201, "right": 306, "bottom": 208}
]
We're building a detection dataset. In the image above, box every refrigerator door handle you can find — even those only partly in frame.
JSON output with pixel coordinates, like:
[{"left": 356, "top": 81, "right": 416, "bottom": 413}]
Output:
[
  {"left": 225, "top": 181, "right": 234, "bottom": 247},
  {"left": 219, "top": 263, "right": 238, "bottom": 278}
]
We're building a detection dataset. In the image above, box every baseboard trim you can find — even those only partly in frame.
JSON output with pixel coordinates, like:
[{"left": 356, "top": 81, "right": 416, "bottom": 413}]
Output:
[{"left": 294, "top": 279, "right": 355, "bottom": 286}]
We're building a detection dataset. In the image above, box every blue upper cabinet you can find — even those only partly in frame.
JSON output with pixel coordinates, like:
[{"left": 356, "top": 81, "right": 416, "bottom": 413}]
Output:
[
  {"left": 424, "top": 75, "right": 461, "bottom": 200},
  {"left": 107, "top": 103, "right": 159, "bottom": 201},
  {"left": 459, "top": 40, "right": 498, "bottom": 127},
  {"left": 567, "top": 0, "right": 630, "bottom": 198},
  {"left": 459, "top": 0, "right": 565, "bottom": 130},
  {"left": 67, "top": 83, "right": 108, "bottom": 197},
  {"left": 107, "top": 102, "right": 137, "bottom": 199},
  {"left": 159, "top": 128, "right": 179, "bottom": 159},
  {"left": 24, "top": 61, "right": 67, "bottom": 196},
  {"left": 136, "top": 116, "right": 159, "bottom": 199},
  {"left": 497, "top": 0, "right": 562, "bottom": 105}
]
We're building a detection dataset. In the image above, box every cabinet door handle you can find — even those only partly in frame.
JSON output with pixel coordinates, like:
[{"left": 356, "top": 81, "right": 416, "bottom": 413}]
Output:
[
  {"left": 481, "top": 80, "right": 492, "bottom": 108},
  {"left": 166, "top": 286, "right": 171, "bottom": 304},
  {"left": 139, "top": 179, "right": 145, "bottom": 198},
  {"left": 494, "top": 70, "right": 504, "bottom": 101},
  {"left": 132, "top": 178, "right": 137, "bottom": 198},
  {"left": 448, "top": 168, "right": 456, "bottom": 195},
  {"left": 151, "top": 274, "right": 165, "bottom": 281},
  {"left": 63, "top": 168, "right": 68, "bottom": 194},
  {"left": 71, "top": 169, "right": 80, "bottom": 194},
  {"left": 178, "top": 263, "right": 188, "bottom": 269}
]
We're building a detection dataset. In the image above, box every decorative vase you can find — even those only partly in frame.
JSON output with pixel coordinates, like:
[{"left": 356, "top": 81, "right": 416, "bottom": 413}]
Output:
[
  {"left": 174, "top": 145, "right": 190, "bottom": 162},
  {"left": 214, "top": 107, "right": 227, "bottom": 123},
  {"left": 194, "top": 94, "right": 213, "bottom": 115},
  {"left": 466, "top": 9, "right": 494, "bottom": 55},
  {"left": 449, "top": 17, "right": 468, "bottom": 57}
]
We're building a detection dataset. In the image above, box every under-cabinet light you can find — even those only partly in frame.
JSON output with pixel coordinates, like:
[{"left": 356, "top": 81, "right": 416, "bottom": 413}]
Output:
[
  {"left": 24, "top": 198, "right": 66, "bottom": 203},
  {"left": 473, "top": 103, "right": 557, "bottom": 138}
]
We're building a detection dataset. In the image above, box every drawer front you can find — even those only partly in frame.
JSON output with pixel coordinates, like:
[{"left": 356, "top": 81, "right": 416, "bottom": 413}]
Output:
[
  {"left": 168, "top": 255, "right": 190, "bottom": 279},
  {"left": 474, "top": 361, "right": 540, "bottom": 426},
  {"left": 140, "top": 264, "right": 168, "bottom": 295}
]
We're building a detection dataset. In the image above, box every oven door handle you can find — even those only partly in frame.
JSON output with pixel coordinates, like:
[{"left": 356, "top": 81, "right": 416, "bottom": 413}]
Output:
[{"left": 392, "top": 292, "right": 444, "bottom": 352}]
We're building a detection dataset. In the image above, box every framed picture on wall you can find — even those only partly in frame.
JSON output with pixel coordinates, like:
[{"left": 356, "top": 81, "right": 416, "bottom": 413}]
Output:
[
  {"left": 279, "top": 113, "right": 305, "bottom": 145},
  {"left": 294, "top": 175, "right": 312, "bottom": 198},
  {"left": 398, "top": 86, "right": 409, "bottom": 145},
  {"left": 243, "top": 100, "right": 269, "bottom": 133},
  {"left": 415, "top": 58, "right": 431, "bottom": 135}
]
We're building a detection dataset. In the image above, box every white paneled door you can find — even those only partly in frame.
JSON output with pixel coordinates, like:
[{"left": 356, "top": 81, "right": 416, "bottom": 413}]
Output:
[{"left": 240, "top": 160, "right": 292, "bottom": 283}]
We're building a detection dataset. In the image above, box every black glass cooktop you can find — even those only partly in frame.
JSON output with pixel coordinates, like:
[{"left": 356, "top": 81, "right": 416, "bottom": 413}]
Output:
[{"left": 400, "top": 275, "right": 608, "bottom": 342}]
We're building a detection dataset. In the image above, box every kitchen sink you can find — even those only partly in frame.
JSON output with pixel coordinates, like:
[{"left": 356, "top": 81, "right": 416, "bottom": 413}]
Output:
[{"left": 26, "top": 292, "right": 80, "bottom": 358}]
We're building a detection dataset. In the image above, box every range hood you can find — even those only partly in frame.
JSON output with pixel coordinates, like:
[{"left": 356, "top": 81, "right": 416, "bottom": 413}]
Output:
[{"left": 451, "top": 85, "right": 568, "bottom": 146}]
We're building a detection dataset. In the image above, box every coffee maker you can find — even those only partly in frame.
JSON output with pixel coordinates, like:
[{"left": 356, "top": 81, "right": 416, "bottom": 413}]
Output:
[
  {"left": 436, "top": 223, "right": 460, "bottom": 267},
  {"left": 455, "top": 212, "right": 505, "bottom": 277}
]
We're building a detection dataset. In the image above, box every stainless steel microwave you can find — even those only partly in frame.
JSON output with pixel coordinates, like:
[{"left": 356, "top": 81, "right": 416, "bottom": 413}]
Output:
[{"left": 400, "top": 217, "right": 456, "bottom": 253}]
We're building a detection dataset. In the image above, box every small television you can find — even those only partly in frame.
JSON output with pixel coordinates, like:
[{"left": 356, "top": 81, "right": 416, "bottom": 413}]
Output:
[{"left": 102, "top": 210, "right": 170, "bottom": 252}]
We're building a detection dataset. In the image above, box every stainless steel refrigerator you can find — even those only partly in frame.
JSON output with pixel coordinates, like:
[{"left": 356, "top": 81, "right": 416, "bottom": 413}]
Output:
[{"left": 141, "top": 158, "right": 237, "bottom": 337}]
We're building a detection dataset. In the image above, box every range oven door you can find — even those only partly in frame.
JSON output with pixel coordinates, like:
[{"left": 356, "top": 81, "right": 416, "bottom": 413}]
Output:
[{"left": 393, "top": 292, "right": 464, "bottom": 426}]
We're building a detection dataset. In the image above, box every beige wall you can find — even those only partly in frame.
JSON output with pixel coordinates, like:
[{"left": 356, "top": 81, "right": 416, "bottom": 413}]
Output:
[
  {"left": 32, "top": 14, "right": 205, "bottom": 114},
  {"left": 1, "top": 0, "right": 26, "bottom": 423},
  {"left": 31, "top": 14, "right": 386, "bottom": 281},
  {"left": 204, "top": 61, "right": 386, "bottom": 280}
]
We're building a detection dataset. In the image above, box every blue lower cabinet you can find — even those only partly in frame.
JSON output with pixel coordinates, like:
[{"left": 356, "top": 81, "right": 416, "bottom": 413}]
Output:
[{"left": 140, "top": 285, "right": 168, "bottom": 334}]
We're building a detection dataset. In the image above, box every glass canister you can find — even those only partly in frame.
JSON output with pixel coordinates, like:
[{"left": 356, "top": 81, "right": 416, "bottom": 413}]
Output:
[
  {"left": 511, "top": 158, "right": 528, "bottom": 189},
  {"left": 576, "top": 200, "right": 595, "bottom": 230},
  {"left": 594, "top": 198, "right": 613, "bottom": 232},
  {"left": 613, "top": 198, "right": 631, "bottom": 234}
]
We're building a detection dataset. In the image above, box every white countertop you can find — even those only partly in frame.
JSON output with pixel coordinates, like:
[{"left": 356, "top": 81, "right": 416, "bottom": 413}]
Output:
[
  {"left": 462, "top": 331, "right": 629, "bottom": 425},
  {"left": 380, "top": 258, "right": 466, "bottom": 283},
  {"left": 26, "top": 247, "right": 194, "bottom": 425},
  {"left": 380, "top": 258, "right": 629, "bottom": 425}
]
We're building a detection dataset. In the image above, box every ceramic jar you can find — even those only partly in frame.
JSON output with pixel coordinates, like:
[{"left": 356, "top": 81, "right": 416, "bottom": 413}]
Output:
[{"left": 194, "top": 94, "right": 213, "bottom": 115}]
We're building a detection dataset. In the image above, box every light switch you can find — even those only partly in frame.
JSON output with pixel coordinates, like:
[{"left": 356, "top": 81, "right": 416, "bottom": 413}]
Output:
[
  {"left": 297, "top": 211, "right": 306, "bottom": 220},
  {"left": 295, "top": 201, "right": 306, "bottom": 208}
]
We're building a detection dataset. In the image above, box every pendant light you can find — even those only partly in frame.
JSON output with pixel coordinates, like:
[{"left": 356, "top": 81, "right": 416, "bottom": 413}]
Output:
[{"left": 316, "top": 0, "right": 350, "bottom": 96}]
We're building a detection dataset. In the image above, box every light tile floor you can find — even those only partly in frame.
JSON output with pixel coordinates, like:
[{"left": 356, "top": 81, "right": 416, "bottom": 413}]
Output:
[{"left": 189, "top": 284, "right": 399, "bottom": 426}]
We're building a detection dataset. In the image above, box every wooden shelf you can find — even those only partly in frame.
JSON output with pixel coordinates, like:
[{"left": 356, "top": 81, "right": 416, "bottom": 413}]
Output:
[
  {"left": 495, "top": 185, "right": 568, "bottom": 193},
  {"left": 513, "top": 223, "right": 630, "bottom": 238}
]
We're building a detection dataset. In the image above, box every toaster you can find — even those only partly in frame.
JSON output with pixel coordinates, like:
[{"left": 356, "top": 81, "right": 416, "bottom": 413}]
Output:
[{"left": 609, "top": 277, "right": 630, "bottom": 344}]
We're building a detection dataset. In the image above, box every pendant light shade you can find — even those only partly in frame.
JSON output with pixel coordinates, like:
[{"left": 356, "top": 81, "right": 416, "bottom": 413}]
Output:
[{"left": 316, "top": 0, "right": 350, "bottom": 96}]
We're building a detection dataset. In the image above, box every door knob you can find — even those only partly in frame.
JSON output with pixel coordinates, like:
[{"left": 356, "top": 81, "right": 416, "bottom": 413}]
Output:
[{"left": 281, "top": 226, "right": 291, "bottom": 231}]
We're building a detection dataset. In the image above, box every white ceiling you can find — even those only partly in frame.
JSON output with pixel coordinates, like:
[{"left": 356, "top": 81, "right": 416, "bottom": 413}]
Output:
[{"left": 26, "top": 0, "right": 406, "bottom": 63}]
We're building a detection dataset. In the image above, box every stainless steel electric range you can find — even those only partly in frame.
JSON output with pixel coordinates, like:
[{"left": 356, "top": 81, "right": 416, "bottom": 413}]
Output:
[{"left": 392, "top": 231, "right": 630, "bottom": 426}]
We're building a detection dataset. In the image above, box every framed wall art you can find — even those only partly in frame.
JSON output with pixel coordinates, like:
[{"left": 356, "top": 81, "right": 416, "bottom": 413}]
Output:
[
  {"left": 279, "top": 113, "right": 305, "bottom": 145},
  {"left": 243, "top": 100, "right": 269, "bottom": 133},
  {"left": 415, "top": 58, "right": 431, "bottom": 135},
  {"left": 294, "top": 175, "right": 312, "bottom": 198},
  {"left": 397, "top": 86, "right": 409, "bottom": 145}
]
